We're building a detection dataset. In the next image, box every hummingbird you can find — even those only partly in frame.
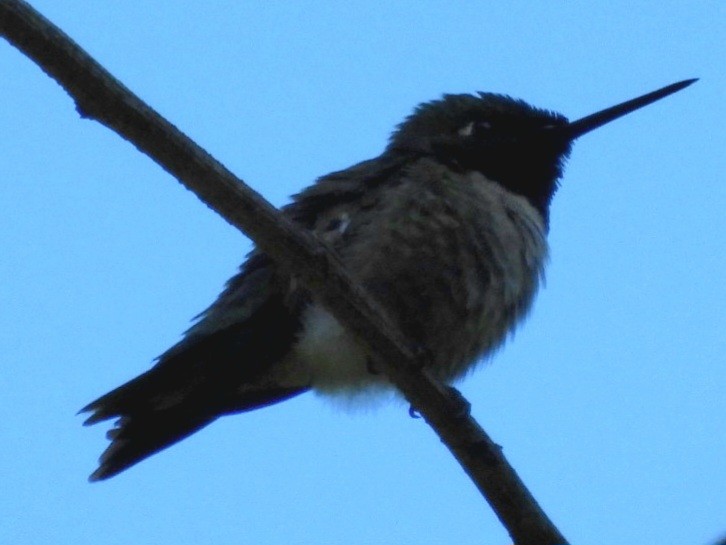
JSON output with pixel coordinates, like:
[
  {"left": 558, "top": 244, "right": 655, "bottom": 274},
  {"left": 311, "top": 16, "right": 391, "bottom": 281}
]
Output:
[{"left": 81, "top": 79, "right": 696, "bottom": 481}]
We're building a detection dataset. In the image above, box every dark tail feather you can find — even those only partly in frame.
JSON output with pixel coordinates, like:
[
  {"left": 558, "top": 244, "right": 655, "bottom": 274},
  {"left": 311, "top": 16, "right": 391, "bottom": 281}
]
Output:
[
  {"left": 81, "top": 367, "right": 306, "bottom": 481},
  {"left": 88, "top": 411, "right": 216, "bottom": 481},
  {"left": 81, "top": 290, "right": 308, "bottom": 480},
  {"left": 81, "top": 369, "right": 220, "bottom": 481}
]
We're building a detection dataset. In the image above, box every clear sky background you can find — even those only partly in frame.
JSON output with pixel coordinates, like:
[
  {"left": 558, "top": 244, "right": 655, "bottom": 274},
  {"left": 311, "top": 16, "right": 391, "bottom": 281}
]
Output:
[{"left": 1, "top": 2, "right": 723, "bottom": 545}]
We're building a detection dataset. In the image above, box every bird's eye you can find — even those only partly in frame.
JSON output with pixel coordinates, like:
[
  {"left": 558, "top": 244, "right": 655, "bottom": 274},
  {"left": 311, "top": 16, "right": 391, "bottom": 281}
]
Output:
[{"left": 458, "top": 120, "right": 493, "bottom": 137}]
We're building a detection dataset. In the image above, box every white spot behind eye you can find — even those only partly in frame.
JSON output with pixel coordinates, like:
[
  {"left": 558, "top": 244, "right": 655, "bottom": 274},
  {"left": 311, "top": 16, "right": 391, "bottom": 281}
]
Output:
[
  {"left": 458, "top": 120, "right": 492, "bottom": 136},
  {"left": 337, "top": 213, "right": 351, "bottom": 234},
  {"left": 458, "top": 122, "right": 475, "bottom": 136}
]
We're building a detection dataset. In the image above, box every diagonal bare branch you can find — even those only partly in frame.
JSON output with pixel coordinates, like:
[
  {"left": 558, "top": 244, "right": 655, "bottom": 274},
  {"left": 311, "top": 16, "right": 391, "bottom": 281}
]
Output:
[{"left": 0, "top": 2, "right": 567, "bottom": 544}]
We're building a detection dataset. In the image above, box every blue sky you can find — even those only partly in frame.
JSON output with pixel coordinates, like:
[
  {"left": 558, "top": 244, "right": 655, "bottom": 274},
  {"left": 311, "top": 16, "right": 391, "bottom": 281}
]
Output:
[{"left": 1, "top": 2, "right": 723, "bottom": 545}]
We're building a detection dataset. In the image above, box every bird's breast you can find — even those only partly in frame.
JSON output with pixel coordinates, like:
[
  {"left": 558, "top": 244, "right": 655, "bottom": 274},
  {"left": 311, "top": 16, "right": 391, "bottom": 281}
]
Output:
[{"left": 294, "top": 162, "right": 548, "bottom": 396}]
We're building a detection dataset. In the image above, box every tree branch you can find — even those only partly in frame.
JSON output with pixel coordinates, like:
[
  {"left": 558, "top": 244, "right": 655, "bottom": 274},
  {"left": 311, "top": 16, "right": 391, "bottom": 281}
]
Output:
[{"left": 0, "top": 2, "right": 567, "bottom": 544}]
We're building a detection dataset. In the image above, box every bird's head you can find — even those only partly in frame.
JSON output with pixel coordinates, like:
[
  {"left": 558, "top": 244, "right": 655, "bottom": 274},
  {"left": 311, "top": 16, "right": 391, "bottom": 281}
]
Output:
[{"left": 387, "top": 80, "right": 696, "bottom": 220}]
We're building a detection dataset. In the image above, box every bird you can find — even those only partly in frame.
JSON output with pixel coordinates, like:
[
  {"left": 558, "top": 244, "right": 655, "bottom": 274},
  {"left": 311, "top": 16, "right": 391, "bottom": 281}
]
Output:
[{"left": 81, "top": 79, "right": 696, "bottom": 481}]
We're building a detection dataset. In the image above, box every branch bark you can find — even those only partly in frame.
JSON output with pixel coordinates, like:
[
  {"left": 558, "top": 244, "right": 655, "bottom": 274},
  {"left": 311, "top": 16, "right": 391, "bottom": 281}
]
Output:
[{"left": 0, "top": 2, "right": 567, "bottom": 544}]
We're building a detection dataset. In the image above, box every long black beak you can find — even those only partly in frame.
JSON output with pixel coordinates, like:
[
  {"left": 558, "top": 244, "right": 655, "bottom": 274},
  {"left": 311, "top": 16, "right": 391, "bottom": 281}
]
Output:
[{"left": 564, "top": 79, "right": 698, "bottom": 141}]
